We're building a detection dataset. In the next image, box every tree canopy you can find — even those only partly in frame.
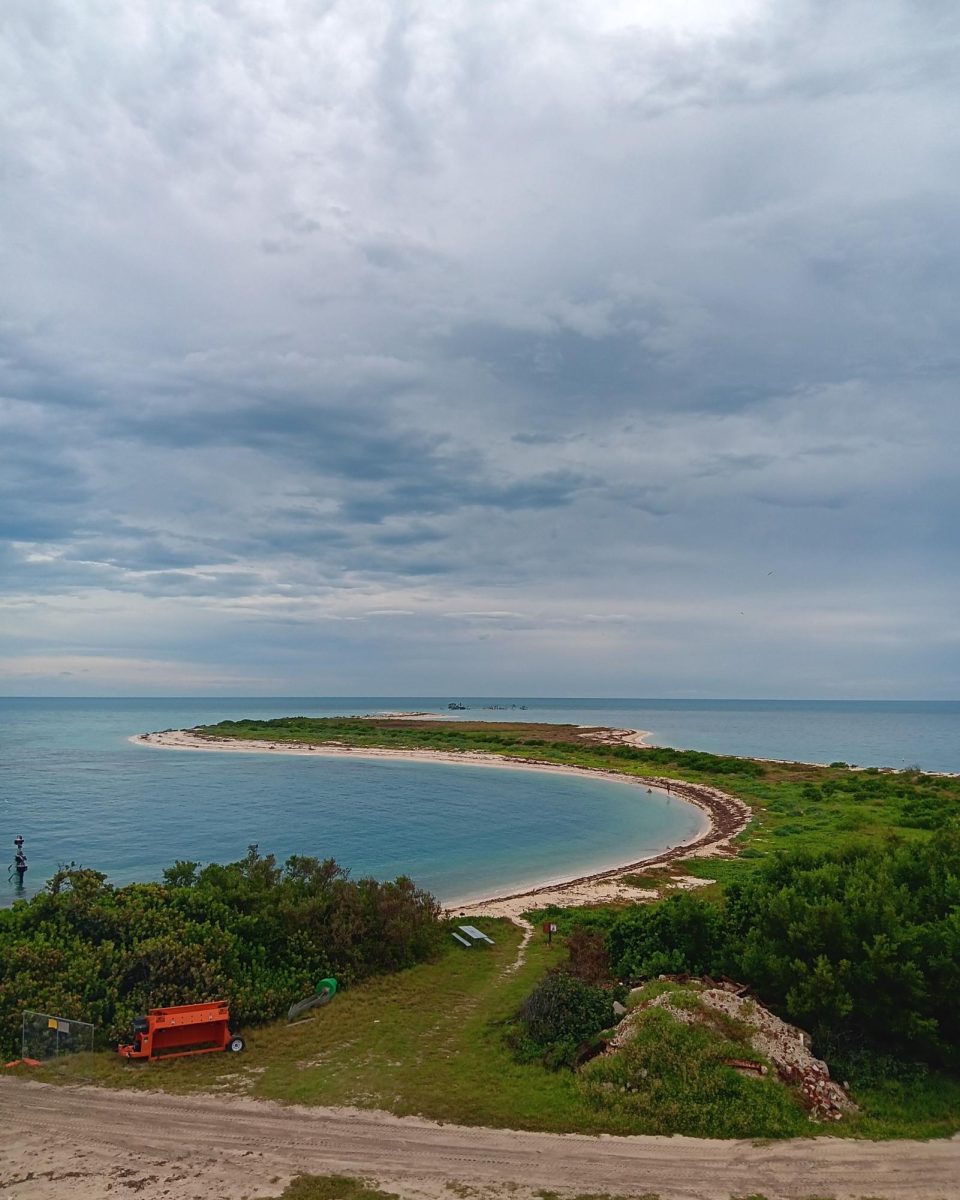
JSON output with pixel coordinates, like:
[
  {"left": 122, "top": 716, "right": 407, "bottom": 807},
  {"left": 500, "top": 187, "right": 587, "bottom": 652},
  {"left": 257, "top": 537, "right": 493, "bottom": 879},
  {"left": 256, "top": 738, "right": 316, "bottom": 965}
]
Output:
[
  {"left": 0, "top": 846, "right": 443, "bottom": 1058},
  {"left": 608, "top": 825, "right": 960, "bottom": 1065}
]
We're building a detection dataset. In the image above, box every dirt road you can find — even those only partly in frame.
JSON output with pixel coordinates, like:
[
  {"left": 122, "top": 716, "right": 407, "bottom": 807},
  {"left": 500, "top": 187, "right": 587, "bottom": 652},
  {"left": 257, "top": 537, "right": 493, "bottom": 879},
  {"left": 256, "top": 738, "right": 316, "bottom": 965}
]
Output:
[{"left": 1, "top": 1080, "right": 957, "bottom": 1200}]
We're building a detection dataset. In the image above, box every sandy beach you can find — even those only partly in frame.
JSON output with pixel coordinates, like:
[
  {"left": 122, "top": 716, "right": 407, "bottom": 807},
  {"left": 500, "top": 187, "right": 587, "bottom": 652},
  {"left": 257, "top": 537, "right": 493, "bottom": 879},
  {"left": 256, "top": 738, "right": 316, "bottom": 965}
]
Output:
[{"left": 132, "top": 728, "right": 750, "bottom": 917}]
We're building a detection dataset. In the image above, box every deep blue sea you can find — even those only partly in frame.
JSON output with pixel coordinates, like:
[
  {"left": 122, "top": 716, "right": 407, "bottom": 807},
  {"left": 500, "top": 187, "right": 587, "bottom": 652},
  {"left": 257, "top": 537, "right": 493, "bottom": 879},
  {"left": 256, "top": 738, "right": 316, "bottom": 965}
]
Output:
[{"left": 2, "top": 697, "right": 957, "bottom": 907}]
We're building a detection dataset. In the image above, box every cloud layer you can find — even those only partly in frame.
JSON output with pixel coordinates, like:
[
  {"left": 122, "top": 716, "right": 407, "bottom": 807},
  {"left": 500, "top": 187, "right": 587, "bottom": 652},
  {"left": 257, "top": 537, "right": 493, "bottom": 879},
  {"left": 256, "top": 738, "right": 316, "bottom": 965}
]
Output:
[{"left": 2, "top": 0, "right": 958, "bottom": 696}]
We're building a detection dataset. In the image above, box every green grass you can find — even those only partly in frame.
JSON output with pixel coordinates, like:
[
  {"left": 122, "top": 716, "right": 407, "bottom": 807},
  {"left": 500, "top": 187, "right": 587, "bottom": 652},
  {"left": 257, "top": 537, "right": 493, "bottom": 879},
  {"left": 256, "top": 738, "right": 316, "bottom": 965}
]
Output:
[
  {"left": 31, "top": 917, "right": 956, "bottom": 1140},
  {"left": 268, "top": 1178, "right": 399, "bottom": 1200},
  {"left": 37, "top": 921, "right": 595, "bottom": 1131},
  {"left": 581, "top": 1004, "right": 809, "bottom": 1139},
  {"left": 831, "top": 1066, "right": 960, "bottom": 1141},
  {"left": 16, "top": 920, "right": 803, "bottom": 1136}
]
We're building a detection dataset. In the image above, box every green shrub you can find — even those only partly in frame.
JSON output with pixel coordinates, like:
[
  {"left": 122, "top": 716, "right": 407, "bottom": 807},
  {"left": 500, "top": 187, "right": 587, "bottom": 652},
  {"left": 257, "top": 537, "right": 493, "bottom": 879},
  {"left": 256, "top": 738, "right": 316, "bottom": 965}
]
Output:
[
  {"left": 606, "top": 824, "right": 960, "bottom": 1066},
  {"left": 900, "top": 795, "right": 958, "bottom": 829},
  {"left": 509, "top": 972, "right": 624, "bottom": 1068},
  {"left": 0, "top": 847, "right": 444, "bottom": 1058},
  {"left": 607, "top": 893, "right": 725, "bottom": 979}
]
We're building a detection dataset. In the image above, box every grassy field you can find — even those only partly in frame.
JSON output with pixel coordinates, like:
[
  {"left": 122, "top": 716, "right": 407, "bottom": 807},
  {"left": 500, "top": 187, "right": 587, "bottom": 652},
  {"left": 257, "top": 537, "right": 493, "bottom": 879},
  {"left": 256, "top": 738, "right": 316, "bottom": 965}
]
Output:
[
  {"left": 32, "top": 913, "right": 960, "bottom": 1140},
  {"left": 38, "top": 920, "right": 606, "bottom": 1131}
]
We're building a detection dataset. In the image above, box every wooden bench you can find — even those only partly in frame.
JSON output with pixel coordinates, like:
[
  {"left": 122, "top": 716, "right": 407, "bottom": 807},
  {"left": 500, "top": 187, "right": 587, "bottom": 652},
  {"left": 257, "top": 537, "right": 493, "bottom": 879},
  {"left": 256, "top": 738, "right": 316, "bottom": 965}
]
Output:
[{"left": 451, "top": 931, "right": 472, "bottom": 948}]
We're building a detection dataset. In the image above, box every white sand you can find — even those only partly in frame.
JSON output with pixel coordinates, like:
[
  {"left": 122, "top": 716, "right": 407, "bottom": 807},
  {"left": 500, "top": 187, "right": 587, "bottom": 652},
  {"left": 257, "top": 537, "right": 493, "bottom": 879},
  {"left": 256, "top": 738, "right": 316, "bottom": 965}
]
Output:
[{"left": 132, "top": 728, "right": 750, "bottom": 917}]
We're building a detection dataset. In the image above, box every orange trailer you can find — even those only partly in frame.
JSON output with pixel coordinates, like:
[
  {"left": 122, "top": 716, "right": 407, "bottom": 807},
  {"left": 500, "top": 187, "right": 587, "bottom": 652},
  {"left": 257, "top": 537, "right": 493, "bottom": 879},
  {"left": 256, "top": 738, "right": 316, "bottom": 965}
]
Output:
[{"left": 118, "top": 1001, "right": 244, "bottom": 1062}]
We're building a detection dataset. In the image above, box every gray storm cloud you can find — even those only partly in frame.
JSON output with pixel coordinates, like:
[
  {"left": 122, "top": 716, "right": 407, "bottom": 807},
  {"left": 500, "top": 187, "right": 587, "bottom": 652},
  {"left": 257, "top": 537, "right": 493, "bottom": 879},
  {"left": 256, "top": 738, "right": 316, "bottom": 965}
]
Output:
[{"left": 1, "top": 0, "right": 958, "bottom": 695}]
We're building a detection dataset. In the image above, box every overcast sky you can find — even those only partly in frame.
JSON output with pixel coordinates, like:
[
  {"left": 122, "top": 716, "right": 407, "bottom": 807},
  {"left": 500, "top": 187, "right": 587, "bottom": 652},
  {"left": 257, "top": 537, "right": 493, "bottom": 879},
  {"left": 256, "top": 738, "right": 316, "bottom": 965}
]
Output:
[{"left": 2, "top": 0, "right": 958, "bottom": 698}]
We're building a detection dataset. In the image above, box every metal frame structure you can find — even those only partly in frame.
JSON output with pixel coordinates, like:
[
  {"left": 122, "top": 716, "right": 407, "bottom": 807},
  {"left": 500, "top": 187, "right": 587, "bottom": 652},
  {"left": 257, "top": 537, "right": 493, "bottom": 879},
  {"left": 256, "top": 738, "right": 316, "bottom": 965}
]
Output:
[{"left": 21, "top": 1011, "right": 94, "bottom": 1062}]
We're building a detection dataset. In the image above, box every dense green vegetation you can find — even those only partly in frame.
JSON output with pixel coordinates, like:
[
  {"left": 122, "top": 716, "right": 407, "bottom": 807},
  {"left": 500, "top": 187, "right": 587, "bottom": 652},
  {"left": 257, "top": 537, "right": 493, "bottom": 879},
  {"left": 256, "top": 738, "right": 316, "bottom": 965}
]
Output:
[
  {"left": 607, "top": 828, "right": 960, "bottom": 1067},
  {"left": 24, "top": 904, "right": 960, "bottom": 1140},
  {"left": 194, "top": 716, "right": 764, "bottom": 780},
  {"left": 507, "top": 971, "right": 626, "bottom": 1069},
  {"left": 19, "top": 917, "right": 820, "bottom": 1138},
  {"left": 0, "top": 845, "right": 443, "bottom": 1060}
]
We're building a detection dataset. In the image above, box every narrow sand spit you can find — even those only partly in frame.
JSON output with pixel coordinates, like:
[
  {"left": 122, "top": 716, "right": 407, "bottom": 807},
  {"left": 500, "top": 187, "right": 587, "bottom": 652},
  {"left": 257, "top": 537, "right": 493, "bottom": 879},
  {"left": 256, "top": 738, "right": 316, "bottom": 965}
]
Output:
[{"left": 132, "top": 728, "right": 750, "bottom": 918}]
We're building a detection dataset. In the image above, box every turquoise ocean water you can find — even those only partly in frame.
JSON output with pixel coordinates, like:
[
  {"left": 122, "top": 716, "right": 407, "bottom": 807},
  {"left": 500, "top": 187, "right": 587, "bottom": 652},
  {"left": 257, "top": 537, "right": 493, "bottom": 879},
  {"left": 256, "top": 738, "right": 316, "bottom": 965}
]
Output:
[{"left": 2, "top": 697, "right": 957, "bottom": 907}]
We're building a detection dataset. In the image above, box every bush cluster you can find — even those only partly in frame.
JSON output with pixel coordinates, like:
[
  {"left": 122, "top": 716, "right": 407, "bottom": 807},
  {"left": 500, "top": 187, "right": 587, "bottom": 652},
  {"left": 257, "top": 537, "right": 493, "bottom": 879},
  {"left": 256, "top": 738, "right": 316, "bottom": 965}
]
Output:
[
  {"left": 607, "top": 823, "right": 960, "bottom": 1065},
  {"left": 508, "top": 971, "right": 625, "bottom": 1069},
  {"left": 0, "top": 846, "right": 443, "bottom": 1058}
]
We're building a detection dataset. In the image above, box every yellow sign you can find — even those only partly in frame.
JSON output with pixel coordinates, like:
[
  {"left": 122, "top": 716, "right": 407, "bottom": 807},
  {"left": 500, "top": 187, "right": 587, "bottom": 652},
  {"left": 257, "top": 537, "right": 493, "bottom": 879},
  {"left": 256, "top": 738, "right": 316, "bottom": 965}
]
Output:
[{"left": 48, "top": 1018, "right": 58, "bottom": 1029}]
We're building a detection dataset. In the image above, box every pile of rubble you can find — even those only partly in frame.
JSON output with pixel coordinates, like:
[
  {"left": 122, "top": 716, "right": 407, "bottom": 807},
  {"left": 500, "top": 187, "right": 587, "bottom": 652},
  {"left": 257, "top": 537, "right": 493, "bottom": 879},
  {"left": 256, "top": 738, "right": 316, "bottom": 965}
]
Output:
[{"left": 610, "top": 978, "right": 857, "bottom": 1122}]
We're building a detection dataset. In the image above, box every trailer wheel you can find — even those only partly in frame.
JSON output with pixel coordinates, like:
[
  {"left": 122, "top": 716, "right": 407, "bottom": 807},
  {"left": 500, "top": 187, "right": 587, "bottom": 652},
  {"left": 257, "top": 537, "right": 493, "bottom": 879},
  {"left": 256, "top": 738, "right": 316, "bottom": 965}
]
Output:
[{"left": 227, "top": 1035, "right": 245, "bottom": 1053}]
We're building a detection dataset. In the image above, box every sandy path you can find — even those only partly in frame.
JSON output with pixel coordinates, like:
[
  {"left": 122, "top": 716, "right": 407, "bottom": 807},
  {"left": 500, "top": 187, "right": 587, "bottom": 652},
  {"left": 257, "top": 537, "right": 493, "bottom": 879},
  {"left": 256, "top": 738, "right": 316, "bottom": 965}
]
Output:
[{"left": 1, "top": 1080, "right": 957, "bottom": 1200}]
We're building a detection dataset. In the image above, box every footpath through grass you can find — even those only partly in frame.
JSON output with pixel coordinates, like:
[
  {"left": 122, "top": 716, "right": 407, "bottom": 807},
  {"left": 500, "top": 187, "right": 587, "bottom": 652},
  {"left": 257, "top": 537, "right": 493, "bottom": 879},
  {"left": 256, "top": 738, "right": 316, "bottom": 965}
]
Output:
[
  {"left": 20, "top": 920, "right": 776, "bottom": 1135},
  {"left": 28, "top": 920, "right": 800, "bottom": 1136},
  {"left": 249, "top": 920, "right": 583, "bottom": 1127},
  {"left": 32, "top": 916, "right": 960, "bottom": 1139},
  {"left": 40, "top": 920, "right": 602, "bottom": 1131}
]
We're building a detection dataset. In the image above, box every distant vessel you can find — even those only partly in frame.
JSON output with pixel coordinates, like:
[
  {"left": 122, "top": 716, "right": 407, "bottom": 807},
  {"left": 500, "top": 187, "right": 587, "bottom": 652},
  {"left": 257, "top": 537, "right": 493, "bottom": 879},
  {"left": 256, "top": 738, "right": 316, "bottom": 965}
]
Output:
[{"left": 447, "top": 702, "right": 467, "bottom": 710}]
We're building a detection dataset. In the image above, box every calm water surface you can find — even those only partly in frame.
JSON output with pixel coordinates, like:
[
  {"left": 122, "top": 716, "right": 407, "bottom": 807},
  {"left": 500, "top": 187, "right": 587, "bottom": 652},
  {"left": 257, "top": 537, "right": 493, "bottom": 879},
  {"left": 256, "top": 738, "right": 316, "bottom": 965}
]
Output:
[
  {"left": 0, "top": 698, "right": 704, "bottom": 905},
  {"left": 2, "top": 696, "right": 957, "bottom": 906}
]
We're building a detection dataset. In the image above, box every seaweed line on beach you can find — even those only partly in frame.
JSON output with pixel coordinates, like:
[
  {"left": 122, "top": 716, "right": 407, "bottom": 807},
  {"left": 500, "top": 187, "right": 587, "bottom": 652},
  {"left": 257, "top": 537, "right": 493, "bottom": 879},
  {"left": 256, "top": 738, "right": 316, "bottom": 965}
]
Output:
[{"left": 132, "top": 727, "right": 751, "bottom": 918}]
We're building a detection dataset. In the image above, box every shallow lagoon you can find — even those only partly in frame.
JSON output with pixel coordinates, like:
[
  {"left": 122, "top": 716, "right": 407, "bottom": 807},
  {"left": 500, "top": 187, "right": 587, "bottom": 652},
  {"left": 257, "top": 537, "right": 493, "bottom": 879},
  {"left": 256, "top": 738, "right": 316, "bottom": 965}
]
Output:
[
  {"left": 6, "top": 694, "right": 958, "bottom": 906},
  {"left": 1, "top": 698, "right": 704, "bottom": 905}
]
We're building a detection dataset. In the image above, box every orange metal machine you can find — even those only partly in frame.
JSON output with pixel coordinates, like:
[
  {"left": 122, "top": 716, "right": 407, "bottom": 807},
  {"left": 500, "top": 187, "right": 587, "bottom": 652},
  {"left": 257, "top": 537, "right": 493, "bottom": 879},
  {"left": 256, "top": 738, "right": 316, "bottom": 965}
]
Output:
[{"left": 118, "top": 1001, "right": 245, "bottom": 1062}]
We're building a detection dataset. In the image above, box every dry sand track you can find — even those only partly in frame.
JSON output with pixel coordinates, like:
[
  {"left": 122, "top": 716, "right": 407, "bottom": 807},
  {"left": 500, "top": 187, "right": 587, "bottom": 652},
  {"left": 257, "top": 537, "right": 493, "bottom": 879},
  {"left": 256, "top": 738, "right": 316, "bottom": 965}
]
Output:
[{"left": 1, "top": 1079, "right": 958, "bottom": 1200}]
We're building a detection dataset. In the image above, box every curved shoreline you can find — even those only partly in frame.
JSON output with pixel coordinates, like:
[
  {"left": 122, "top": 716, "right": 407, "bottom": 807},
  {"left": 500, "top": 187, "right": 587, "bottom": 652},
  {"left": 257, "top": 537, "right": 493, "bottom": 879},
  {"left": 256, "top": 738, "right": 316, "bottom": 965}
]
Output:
[{"left": 132, "top": 728, "right": 751, "bottom": 917}]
